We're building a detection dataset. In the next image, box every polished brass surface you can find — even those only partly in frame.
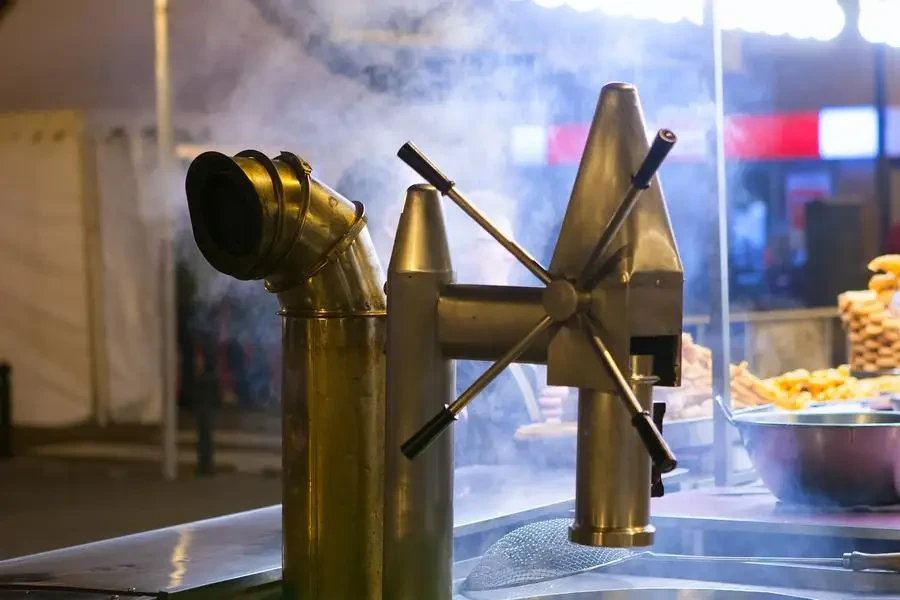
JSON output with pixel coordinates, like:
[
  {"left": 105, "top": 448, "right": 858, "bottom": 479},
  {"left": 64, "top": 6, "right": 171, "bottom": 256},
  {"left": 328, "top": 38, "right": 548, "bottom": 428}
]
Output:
[
  {"left": 399, "top": 136, "right": 672, "bottom": 461},
  {"left": 282, "top": 316, "right": 385, "bottom": 600},
  {"left": 396, "top": 82, "right": 681, "bottom": 555},
  {"left": 176, "top": 82, "right": 682, "bottom": 600},
  {"left": 570, "top": 356, "right": 656, "bottom": 548},
  {"left": 185, "top": 150, "right": 386, "bottom": 600},
  {"left": 447, "top": 314, "right": 553, "bottom": 417},
  {"left": 542, "top": 279, "right": 583, "bottom": 322},
  {"left": 546, "top": 82, "right": 683, "bottom": 392},
  {"left": 185, "top": 150, "right": 375, "bottom": 301},
  {"left": 384, "top": 184, "right": 454, "bottom": 600},
  {"left": 437, "top": 284, "right": 547, "bottom": 363},
  {"left": 277, "top": 226, "right": 386, "bottom": 317}
]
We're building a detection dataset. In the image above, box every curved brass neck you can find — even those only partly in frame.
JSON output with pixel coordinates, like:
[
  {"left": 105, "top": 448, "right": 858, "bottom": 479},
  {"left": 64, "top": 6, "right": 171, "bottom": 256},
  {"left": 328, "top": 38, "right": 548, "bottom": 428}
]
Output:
[{"left": 185, "top": 150, "right": 385, "bottom": 313}]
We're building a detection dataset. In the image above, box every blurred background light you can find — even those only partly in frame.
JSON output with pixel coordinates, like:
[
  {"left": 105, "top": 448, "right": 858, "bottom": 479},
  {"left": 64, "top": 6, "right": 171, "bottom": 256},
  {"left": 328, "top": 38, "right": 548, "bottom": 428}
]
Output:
[
  {"left": 859, "top": 0, "right": 900, "bottom": 47},
  {"left": 525, "top": 0, "right": 704, "bottom": 25},
  {"left": 522, "top": 0, "right": 848, "bottom": 41},
  {"left": 818, "top": 106, "right": 879, "bottom": 160},
  {"left": 717, "top": 0, "right": 845, "bottom": 41}
]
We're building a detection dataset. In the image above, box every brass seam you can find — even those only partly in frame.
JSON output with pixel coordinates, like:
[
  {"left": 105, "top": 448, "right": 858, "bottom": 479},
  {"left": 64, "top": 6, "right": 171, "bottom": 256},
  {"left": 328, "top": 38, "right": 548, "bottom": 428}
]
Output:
[
  {"left": 277, "top": 311, "right": 387, "bottom": 319},
  {"left": 236, "top": 149, "right": 283, "bottom": 272},
  {"left": 266, "top": 201, "right": 368, "bottom": 294},
  {"left": 304, "top": 201, "right": 368, "bottom": 279},
  {"left": 276, "top": 151, "right": 313, "bottom": 262}
]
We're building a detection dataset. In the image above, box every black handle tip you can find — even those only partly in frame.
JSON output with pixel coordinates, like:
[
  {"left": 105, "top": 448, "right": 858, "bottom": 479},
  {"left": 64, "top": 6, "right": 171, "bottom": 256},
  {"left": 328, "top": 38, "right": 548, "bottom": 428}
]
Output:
[
  {"left": 650, "top": 401, "right": 667, "bottom": 497},
  {"left": 397, "top": 142, "right": 455, "bottom": 195},
  {"left": 632, "top": 411, "right": 677, "bottom": 473},
  {"left": 632, "top": 129, "right": 678, "bottom": 189},
  {"left": 401, "top": 405, "right": 457, "bottom": 460}
]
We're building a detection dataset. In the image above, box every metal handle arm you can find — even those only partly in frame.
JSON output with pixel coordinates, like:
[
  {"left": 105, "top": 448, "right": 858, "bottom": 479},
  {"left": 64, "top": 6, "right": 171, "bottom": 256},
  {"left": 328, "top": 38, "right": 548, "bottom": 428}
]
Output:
[
  {"left": 577, "top": 129, "right": 677, "bottom": 290},
  {"left": 402, "top": 314, "right": 553, "bottom": 459},
  {"left": 843, "top": 551, "right": 900, "bottom": 572},
  {"left": 398, "top": 142, "right": 552, "bottom": 285},
  {"left": 580, "top": 315, "right": 677, "bottom": 473}
]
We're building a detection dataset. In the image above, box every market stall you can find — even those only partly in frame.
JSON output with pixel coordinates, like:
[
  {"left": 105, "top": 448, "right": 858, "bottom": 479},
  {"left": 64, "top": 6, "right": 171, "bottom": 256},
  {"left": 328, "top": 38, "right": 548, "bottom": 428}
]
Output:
[{"left": 3, "top": 2, "right": 900, "bottom": 600}]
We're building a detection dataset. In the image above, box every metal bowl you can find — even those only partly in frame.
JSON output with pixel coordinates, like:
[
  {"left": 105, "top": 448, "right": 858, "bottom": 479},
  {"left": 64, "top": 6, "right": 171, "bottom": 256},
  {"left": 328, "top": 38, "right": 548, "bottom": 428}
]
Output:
[{"left": 731, "top": 408, "right": 900, "bottom": 507}]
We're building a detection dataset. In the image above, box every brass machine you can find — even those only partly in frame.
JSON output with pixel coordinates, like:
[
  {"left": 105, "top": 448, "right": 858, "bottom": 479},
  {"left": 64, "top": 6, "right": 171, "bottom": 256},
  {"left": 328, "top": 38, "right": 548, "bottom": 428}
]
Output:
[{"left": 184, "top": 81, "right": 683, "bottom": 600}]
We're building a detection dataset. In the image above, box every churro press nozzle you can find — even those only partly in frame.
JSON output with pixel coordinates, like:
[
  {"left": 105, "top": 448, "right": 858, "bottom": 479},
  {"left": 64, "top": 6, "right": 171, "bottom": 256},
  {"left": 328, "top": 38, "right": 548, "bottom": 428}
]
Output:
[{"left": 396, "top": 83, "right": 681, "bottom": 473}]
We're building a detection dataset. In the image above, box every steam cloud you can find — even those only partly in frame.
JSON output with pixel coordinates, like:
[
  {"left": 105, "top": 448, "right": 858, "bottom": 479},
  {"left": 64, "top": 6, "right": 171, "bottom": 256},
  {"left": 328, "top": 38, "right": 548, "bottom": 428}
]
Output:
[{"left": 175, "top": 0, "right": 723, "bottom": 419}]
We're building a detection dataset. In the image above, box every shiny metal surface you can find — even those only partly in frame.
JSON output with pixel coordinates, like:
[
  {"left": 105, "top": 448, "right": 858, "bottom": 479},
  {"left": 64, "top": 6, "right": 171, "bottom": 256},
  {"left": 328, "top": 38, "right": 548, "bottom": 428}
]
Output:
[
  {"left": 185, "top": 150, "right": 386, "bottom": 600},
  {"left": 603, "top": 555, "right": 900, "bottom": 598},
  {"left": 277, "top": 226, "right": 386, "bottom": 317},
  {"left": 571, "top": 357, "right": 655, "bottom": 548},
  {"left": 0, "top": 507, "right": 282, "bottom": 596},
  {"left": 581, "top": 319, "right": 656, "bottom": 421},
  {"left": 178, "top": 81, "right": 684, "bottom": 599},
  {"left": 652, "top": 487, "right": 900, "bottom": 541},
  {"left": 398, "top": 82, "right": 682, "bottom": 554},
  {"left": 0, "top": 469, "right": 572, "bottom": 598},
  {"left": 0, "top": 593, "right": 154, "bottom": 600},
  {"left": 447, "top": 314, "right": 553, "bottom": 418},
  {"left": 464, "top": 516, "right": 900, "bottom": 594},
  {"left": 456, "top": 553, "right": 896, "bottom": 600},
  {"left": 5, "top": 480, "right": 895, "bottom": 600},
  {"left": 470, "top": 588, "right": 813, "bottom": 599},
  {"left": 282, "top": 315, "right": 385, "bottom": 600},
  {"left": 546, "top": 82, "right": 682, "bottom": 392},
  {"left": 438, "top": 285, "right": 547, "bottom": 363},
  {"left": 154, "top": 0, "right": 178, "bottom": 484},
  {"left": 730, "top": 409, "right": 900, "bottom": 507},
  {"left": 186, "top": 150, "right": 375, "bottom": 300},
  {"left": 384, "top": 184, "right": 455, "bottom": 600}
]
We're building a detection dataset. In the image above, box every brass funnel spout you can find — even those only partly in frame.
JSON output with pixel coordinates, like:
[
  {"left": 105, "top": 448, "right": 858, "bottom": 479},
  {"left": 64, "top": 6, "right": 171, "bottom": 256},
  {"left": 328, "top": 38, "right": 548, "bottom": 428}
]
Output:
[
  {"left": 185, "top": 150, "right": 386, "bottom": 600},
  {"left": 186, "top": 150, "right": 384, "bottom": 312}
]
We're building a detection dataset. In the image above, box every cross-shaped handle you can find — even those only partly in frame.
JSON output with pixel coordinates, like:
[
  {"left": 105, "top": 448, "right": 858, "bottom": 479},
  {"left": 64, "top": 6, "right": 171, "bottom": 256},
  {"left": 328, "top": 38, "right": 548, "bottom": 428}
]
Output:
[{"left": 396, "top": 133, "right": 677, "bottom": 474}]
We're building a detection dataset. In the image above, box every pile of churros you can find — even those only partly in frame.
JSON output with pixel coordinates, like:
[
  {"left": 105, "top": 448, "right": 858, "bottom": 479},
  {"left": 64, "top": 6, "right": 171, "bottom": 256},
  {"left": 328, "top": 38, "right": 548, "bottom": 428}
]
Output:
[
  {"left": 839, "top": 254, "right": 900, "bottom": 373},
  {"left": 668, "top": 334, "right": 772, "bottom": 418},
  {"left": 657, "top": 334, "right": 900, "bottom": 416},
  {"left": 765, "top": 365, "right": 900, "bottom": 407},
  {"left": 681, "top": 334, "right": 770, "bottom": 404}
]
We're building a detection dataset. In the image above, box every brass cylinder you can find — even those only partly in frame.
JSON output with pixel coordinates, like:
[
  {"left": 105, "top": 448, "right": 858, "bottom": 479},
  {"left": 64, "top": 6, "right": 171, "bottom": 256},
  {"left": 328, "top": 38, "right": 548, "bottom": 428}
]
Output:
[
  {"left": 384, "top": 185, "right": 454, "bottom": 600},
  {"left": 281, "top": 314, "right": 385, "bottom": 600},
  {"left": 437, "top": 284, "right": 548, "bottom": 363},
  {"left": 570, "top": 355, "right": 656, "bottom": 548}
]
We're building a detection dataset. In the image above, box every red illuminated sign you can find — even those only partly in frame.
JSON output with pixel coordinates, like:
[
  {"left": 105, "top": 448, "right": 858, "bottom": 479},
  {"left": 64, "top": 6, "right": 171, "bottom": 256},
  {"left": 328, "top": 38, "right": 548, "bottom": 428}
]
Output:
[{"left": 544, "top": 111, "right": 825, "bottom": 164}]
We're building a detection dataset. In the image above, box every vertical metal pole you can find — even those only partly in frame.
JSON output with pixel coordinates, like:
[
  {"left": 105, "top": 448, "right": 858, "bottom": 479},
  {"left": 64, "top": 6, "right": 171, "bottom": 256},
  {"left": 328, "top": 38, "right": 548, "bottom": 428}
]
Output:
[
  {"left": 710, "top": 0, "right": 733, "bottom": 487},
  {"left": 384, "top": 185, "right": 454, "bottom": 600},
  {"left": 155, "top": 0, "right": 174, "bottom": 164},
  {"left": 875, "top": 43, "right": 891, "bottom": 249},
  {"left": 0, "top": 363, "right": 11, "bottom": 459},
  {"left": 155, "top": 0, "right": 178, "bottom": 481}
]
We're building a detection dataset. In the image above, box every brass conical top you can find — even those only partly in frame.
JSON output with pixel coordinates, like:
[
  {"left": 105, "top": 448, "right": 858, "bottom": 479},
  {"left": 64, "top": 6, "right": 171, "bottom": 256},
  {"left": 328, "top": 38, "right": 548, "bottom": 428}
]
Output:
[
  {"left": 549, "top": 82, "right": 682, "bottom": 282},
  {"left": 389, "top": 184, "right": 452, "bottom": 275},
  {"left": 546, "top": 82, "right": 683, "bottom": 391}
]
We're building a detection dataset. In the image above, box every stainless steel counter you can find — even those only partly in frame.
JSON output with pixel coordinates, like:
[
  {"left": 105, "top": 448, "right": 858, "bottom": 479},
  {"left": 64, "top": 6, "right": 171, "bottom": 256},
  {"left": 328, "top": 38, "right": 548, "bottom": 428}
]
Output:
[
  {"left": 0, "top": 466, "right": 575, "bottom": 597},
  {"left": 452, "top": 567, "right": 900, "bottom": 600},
  {"left": 652, "top": 486, "right": 900, "bottom": 541},
  {"left": 2, "top": 478, "right": 899, "bottom": 599},
  {"left": 0, "top": 506, "right": 282, "bottom": 598}
]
